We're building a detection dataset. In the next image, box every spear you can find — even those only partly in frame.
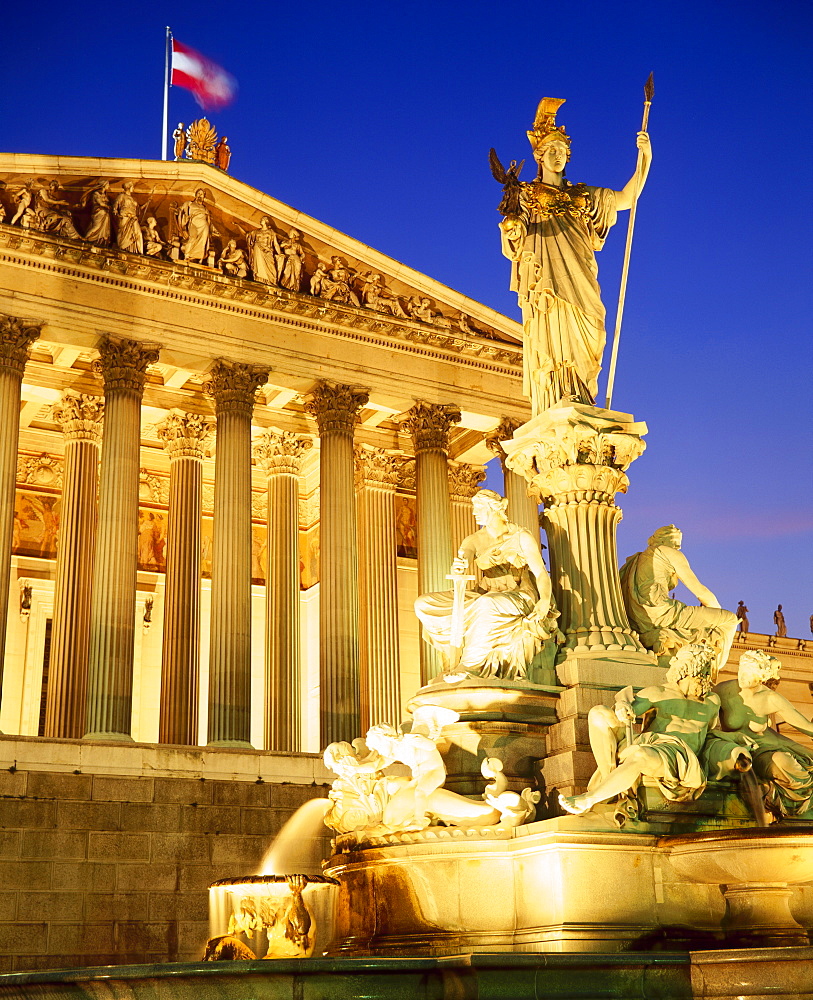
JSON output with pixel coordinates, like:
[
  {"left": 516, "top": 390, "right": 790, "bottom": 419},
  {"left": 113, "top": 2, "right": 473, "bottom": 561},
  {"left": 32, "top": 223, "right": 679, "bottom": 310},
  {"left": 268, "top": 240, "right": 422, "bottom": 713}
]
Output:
[{"left": 604, "top": 73, "right": 654, "bottom": 411}]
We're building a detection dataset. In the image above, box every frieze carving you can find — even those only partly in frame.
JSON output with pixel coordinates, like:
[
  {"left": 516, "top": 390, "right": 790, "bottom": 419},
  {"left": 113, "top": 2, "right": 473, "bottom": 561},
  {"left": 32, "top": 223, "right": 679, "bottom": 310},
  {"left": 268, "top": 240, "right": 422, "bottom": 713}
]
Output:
[
  {"left": 447, "top": 461, "right": 487, "bottom": 502},
  {"left": 93, "top": 338, "right": 160, "bottom": 393},
  {"left": 51, "top": 391, "right": 104, "bottom": 444},
  {"left": 16, "top": 453, "right": 63, "bottom": 489},
  {"left": 203, "top": 360, "right": 270, "bottom": 416},
  {"left": 304, "top": 381, "right": 370, "bottom": 436},
  {"left": 139, "top": 468, "right": 169, "bottom": 505},
  {"left": 395, "top": 457, "right": 416, "bottom": 493},
  {"left": 400, "top": 401, "right": 461, "bottom": 454},
  {"left": 251, "top": 490, "right": 267, "bottom": 519},
  {"left": 156, "top": 410, "right": 215, "bottom": 461},
  {"left": 0, "top": 315, "right": 42, "bottom": 376},
  {"left": 354, "top": 446, "right": 401, "bottom": 490},
  {"left": 253, "top": 429, "right": 312, "bottom": 476},
  {"left": 298, "top": 489, "right": 320, "bottom": 529}
]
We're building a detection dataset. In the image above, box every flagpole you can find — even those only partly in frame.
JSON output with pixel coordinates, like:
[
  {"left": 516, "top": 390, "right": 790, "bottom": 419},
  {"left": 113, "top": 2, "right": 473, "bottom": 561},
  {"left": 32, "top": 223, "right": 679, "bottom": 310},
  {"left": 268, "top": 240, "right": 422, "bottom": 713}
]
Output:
[
  {"left": 161, "top": 26, "right": 172, "bottom": 160},
  {"left": 604, "top": 73, "right": 654, "bottom": 411}
]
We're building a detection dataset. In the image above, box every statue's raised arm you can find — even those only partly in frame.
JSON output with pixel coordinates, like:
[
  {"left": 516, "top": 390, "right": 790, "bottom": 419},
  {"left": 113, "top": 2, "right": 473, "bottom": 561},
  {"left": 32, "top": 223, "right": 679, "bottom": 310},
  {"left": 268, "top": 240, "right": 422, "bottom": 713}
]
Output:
[{"left": 494, "top": 97, "right": 652, "bottom": 415}]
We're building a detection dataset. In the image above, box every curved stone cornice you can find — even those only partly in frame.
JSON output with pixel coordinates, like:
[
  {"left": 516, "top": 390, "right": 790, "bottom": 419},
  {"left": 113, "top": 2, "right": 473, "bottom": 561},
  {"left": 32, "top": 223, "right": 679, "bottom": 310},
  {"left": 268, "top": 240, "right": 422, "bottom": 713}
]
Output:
[
  {"left": 156, "top": 410, "right": 215, "bottom": 461},
  {"left": 0, "top": 314, "right": 42, "bottom": 376},
  {"left": 203, "top": 360, "right": 270, "bottom": 416},
  {"left": 354, "top": 446, "right": 401, "bottom": 490},
  {"left": 304, "top": 381, "right": 370, "bottom": 436},
  {"left": 52, "top": 391, "right": 104, "bottom": 444},
  {"left": 447, "top": 461, "right": 486, "bottom": 502},
  {"left": 401, "top": 401, "right": 461, "bottom": 454},
  {"left": 93, "top": 337, "right": 160, "bottom": 393},
  {"left": 253, "top": 429, "right": 312, "bottom": 476}
]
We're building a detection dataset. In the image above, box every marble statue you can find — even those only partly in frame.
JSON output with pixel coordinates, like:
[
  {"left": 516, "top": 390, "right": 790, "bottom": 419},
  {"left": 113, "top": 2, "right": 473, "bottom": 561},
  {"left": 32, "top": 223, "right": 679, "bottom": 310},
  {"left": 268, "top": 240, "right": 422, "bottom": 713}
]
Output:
[
  {"left": 309, "top": 263, "right": 328, "bottom": 297},
  {"left": 495, "top": 97, "right": 651, "bottom": 413},
  {"left": 559, "top": 642, "right": 728, "bottom": 815},
  {"left": 736, "top": 601, "right": 750, "bottom": 634},
  {"left": 707, "top": 650, "right": 813, "bottom": 818},
  {"left": 173, "top": 123, "right": 187, "bottom": 161},
  {"left": 321, "top": 257, "right": 361, "bottom": 307},
  {"left": 246, "top": 216, "right": 280, "bottom": 284},
  {"left": 32, "top": 181, "right": 83, "bottom": 240},
  {"left": 323, "top": 705, "right": 538, "bottom": 837},
  {"left": 414, "top": 489, "right": 561, "bottom": 680},
  {"left": 619, "top": 525, "right": 737, "bottom": 674},
  {"left": 219, "top": 239, "right": 248, "bottom": 277},
  {"left": 81, "top": 180, "right": 112, "bottom": 246},
  {"left": 774, "top": 605, "right": 787, "bottom": 638},
  {"left": 275, "top": 229, "right": 306, "bottom": 292},
  {"left": 177, "top": 188, "right": 213, "bottom": 263},
  {"left": 9, "top": 180, "right": 34, "bottom": 226},
  {"left": 361, "top": 272, "right": 408, "bottom": 318},
  {"left": 113, "top": 182, "right": 144, "bottom": 254},
  {"left": 214, "top": 136, "right": 231, "bottom": 172},
  {"left": 406, "top": 296, "right": 439, "bottom": 324},
  {"left": 142, "top": 217, "right": 166, "bottom": 257}
]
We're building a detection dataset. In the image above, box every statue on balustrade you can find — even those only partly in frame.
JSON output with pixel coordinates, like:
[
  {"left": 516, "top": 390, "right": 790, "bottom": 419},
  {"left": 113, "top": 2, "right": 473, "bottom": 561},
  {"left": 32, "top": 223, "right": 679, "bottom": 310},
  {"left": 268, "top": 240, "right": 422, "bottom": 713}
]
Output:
[
  {"left": 81, "top": 180, "right": 112, "bottom": 246},
  {"left": 619, "top": 524, "right": 737, "bottom": 675},
  {"left": 275, "top": 228, "right": 306, "bottom": 291},
  {"left": 114, "top": 181, "right": 144, "bottom": 254},
  {"left": 558, "top": 642, "right": 739, "bottom": 817},
  {"left": 493, "top": 97, "right": 651, "bottom": 413},
  {"left": 736, "top": 600, "right": 750, "bottom": 634},
  {"left": 214, "top": 136, "right": 231, "bottom": 172},
  {"left": 177, "top": 187, "right": 214, "bottom": 263},
  {"left": 705, "top": 650, "right": 813, "bottom": 819},
  {"left": 219, "top": 239, "right": 248, "bottom": 277},
  {"left": 173, "top": 122, "right": 187, "bottom": 160},
  {"left": 774, "top": 604, "right": 787, "bottom": 638},
  {"left": 414, "top": 489, "right": 562, "bottom": 681},
  {"left": 323, "top": 705, "right": 538, "bottom": 837},
  {"left": 246, "top": 216, "right": 280, "bottom": 284}
]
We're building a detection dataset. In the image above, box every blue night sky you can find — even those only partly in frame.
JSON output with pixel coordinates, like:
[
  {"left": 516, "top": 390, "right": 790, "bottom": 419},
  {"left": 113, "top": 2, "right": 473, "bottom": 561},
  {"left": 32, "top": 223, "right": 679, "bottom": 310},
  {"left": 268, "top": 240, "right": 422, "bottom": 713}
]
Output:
[{"left": 2, "top": 0, "right": 811, "bottom": 638}]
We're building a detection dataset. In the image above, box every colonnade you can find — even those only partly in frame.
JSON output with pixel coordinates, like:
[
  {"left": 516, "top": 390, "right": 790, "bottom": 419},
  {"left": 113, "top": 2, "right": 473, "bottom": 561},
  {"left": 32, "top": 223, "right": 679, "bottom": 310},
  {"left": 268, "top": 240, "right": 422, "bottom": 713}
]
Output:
[{"left": 0, "top": 318, "right": 517, "bottom": 750}]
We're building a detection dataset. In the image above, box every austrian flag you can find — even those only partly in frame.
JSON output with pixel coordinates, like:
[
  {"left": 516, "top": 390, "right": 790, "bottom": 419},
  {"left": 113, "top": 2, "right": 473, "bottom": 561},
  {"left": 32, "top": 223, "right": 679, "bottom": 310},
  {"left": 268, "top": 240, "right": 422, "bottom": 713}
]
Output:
[{"left": 171, "top": 39, "right": 237, "bottom": 110}]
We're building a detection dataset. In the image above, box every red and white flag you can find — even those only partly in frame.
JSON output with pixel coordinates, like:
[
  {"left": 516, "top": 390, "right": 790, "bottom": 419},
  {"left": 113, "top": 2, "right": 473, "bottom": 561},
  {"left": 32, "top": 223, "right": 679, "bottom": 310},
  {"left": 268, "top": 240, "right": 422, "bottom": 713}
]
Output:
[{"left": 171, "top": 39, "right": 237, "bottom": 110}]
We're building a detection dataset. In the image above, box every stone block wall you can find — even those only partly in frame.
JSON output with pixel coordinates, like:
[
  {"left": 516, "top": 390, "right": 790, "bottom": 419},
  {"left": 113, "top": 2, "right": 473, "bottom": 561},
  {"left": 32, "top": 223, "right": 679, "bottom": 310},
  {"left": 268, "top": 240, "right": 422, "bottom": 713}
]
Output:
[{"left": 0, "top": 737, "right": 332, "bottom": 973}]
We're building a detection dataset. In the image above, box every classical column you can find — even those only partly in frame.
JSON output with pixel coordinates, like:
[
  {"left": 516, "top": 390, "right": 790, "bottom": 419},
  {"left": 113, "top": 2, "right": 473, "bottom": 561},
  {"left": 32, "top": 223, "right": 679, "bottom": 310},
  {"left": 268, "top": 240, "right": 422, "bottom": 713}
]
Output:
[
  {"left": 0, "top": 316, "right": 41, "bottom": 692},
  {"left": 304, "top": 381, "right": 369, "bottom": 745},
  {"left": 85, "top": 338, "right": 159, "bottom": 740},
  {"left": 355, "top": 446, "right": 401, "bottom": 730},
  {"left": 447, "top": 461, "right": 486, "bottom": 553},
  {"left": 44, "top": 392, "right": 104, "bottom": 738},
  {"left": 204, "top": 361, "right": 269, "bottom": 747},
  {"left": 156, "top": 411, "right": 214, "bottom": 745},
  {"left": 401, "top": 401, "right": 461, "bottom": 686},
  {"left": 253, "top": 429, "right": 312, "bottom": 752},
  {"left": 486, "top": 418, "right": 541, "bottom": 542}
]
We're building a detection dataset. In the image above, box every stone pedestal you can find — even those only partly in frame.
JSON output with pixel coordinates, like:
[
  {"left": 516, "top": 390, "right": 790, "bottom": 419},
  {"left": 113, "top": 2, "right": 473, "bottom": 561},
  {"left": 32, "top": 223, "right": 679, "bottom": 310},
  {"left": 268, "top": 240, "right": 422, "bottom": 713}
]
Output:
[
  {"left": 0, "top": 316, "right": 40, "bottom": 689},
  {"left": 486, "top": 418, "right": 540, "bottom": 543},
  {"left": 305, "top": 381, "right": 369, "bottom": 745},
  {"left": 253, "top": 429, "right": 311, "bottom": 751},
  {"left": 355, "top": 447, "right": 402, "bottom": 730},
  {"left": 45, "top": 392, "right": 104, "bottom": 738},
  {"left": 85, "top": 338, "right": 159, "bottom": 740},
  {"left": 401, "top": 402, "right": 460, "bottom": 686},
  {"left": 204, "top": 361, "right": 269, "bottom": 748},
  {"left": 156, "top": 411, "right": 214, "bottom": 746},
  {"left": 503, "top": 403, "right": 662, "bottom": 798}
]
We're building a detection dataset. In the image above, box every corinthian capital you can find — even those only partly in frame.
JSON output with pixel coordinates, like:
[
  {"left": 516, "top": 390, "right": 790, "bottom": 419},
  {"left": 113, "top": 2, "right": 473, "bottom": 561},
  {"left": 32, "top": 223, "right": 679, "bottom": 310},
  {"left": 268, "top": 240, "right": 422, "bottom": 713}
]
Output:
[
  {"left": 485, "top": 417, "right": 523, "bottom": 469},
  {"left": 303, "top": 380, "right": 369, "bottom": 435},
  {"left": 0, "top": 315, "right": 42, "bottom": 376},
  {"left": 156, "top": 410, "right": 215, "bottom": 461},
  {"left": 52, "top": 391, "right": 104, "bottom": 444},
  {"left": 401, "top": 401, "right": 461, "bottom": 454},
  {"left": 203, "top": 360, "right": 270, "bottom": 416},
  {"left": 447, "top": 461, "right": 486, "bottom": 502},
  {"left": 93, "top": 337, "right": 160, "bottom": 393},
  {"left": 253, "top": 428, "right": 312, "bottom": 476},
  {"left": 354, "top": 445, "right": 401, "bottom": 490}
]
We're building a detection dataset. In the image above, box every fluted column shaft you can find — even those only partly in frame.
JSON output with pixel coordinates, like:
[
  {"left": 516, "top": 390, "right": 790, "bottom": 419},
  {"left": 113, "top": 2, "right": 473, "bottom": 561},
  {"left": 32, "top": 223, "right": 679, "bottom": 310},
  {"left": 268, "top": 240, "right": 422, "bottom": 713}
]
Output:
[
  {"left": 205, "top": 361, "right": 269, "bottom": 747},
  {"left": 45, "top": 393, "right": 104, "bottom": 738},
  {"left": 305, "top": 381, "right": 369, "bottom": 745},
  {"left": 86, "top": 339, "right": 159, "bottom": 739},
  {"left": 486, "top": 418, "right": 540, "bottom": 542},
  {"left": 157, "top": 412, "right": 214, "bottom": 745},
  {"left": 448, "top": 461, "right": 486, "bottom": 554},
  {"left": 254, "top": 430, "right": 311, "bottom": 751},
  {"left": 356, "top": 448, "right": 401, "bottom": 730},
  {"left": 403, "top": 402, "right": 461, "bottom": 685},
  {"left": 0, "top": 317, "right": 41, "bottom": 693}
]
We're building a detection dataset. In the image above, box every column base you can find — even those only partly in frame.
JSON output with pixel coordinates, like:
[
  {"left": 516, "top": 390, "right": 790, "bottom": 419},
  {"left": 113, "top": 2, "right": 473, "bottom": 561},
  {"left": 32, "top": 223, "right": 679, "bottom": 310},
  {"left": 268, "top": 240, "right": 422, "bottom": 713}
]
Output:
[
  {"left": 207, "top": 739, "right": 255, "bottom": 749},
  {"left": 82, "top": 731, "right": 135, "bottom": 742}
]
